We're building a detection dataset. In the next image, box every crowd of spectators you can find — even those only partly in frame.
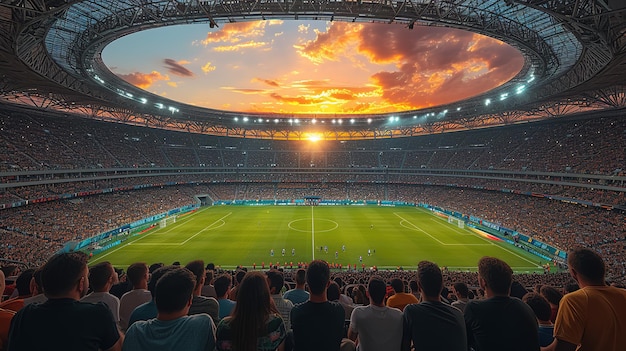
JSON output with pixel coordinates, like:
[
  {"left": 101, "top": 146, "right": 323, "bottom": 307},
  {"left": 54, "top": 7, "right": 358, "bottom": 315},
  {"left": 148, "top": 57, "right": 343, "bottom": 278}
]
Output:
[{"left": 1, "top": 107, "right": 625, "bottom": 176}]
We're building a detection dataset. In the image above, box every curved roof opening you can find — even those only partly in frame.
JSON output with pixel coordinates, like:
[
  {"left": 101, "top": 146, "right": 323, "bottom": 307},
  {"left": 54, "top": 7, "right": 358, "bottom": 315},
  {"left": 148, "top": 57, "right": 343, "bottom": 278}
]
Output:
[{"left": 103, "top": 21, "right": 524, "bottom": 115}]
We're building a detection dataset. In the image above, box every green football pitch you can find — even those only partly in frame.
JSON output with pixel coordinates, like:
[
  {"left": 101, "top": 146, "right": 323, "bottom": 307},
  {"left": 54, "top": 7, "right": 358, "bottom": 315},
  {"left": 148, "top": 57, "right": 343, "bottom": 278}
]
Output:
[{"left": 90, "top": 205, "right": 547, "bottom": 273}]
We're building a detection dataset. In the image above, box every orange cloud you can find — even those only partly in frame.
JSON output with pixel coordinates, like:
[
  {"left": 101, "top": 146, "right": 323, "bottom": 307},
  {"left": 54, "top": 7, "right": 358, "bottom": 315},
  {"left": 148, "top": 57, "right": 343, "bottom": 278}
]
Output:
[
  {"left": 295, "top": 22, "right": 363, "bottom": 64},
  {"left": 213, "top": 41, "right": 268, "bottom": 52},
  {"left": 116, "top": 71, "right": 169, "bottom": 89},
  {"left": 201, "top": 62, "right": 216, "bottom": 74},
  {"left": 253, "top": 78, "right": 280, "bottom": 87},
  {"left": 200, "top": 22, "right": 271, "bottom": 46}
]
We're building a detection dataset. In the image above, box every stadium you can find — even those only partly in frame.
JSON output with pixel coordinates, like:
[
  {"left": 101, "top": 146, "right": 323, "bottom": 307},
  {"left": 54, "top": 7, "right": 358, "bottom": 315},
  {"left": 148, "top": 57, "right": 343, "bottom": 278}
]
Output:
[{"left": 0, "top": 0, "right": 625, "bottom": 314}]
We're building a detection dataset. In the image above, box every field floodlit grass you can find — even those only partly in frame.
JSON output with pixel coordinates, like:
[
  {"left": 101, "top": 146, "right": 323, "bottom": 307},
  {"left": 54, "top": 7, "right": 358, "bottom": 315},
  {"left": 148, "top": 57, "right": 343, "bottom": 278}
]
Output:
[{"left": 91, "top": 205, "right": 548, "bottom": 273}]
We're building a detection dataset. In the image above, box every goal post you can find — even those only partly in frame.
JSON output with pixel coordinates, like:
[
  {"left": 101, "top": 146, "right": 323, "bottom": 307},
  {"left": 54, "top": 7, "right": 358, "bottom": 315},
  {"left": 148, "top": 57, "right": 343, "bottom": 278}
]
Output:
[
  {"left": 448, "top": 215, "right": 465, "bottom": 228},
  {"left": 159, "top": 216, "right": 177, "bottom": 228}
]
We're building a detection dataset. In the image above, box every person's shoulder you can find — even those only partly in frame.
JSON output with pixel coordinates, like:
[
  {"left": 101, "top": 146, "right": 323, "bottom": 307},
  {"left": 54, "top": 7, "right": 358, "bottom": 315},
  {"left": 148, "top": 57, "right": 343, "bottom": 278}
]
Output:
[{"left": 186, "top": 313, "right": 214, "bottom": 326}]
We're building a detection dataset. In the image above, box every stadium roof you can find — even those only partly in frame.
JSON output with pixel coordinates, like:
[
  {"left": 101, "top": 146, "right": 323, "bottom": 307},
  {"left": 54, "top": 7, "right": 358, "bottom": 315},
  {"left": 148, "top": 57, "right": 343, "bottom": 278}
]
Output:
[{"left": 0, "top": 0, "right": 625, "bottom": 140}]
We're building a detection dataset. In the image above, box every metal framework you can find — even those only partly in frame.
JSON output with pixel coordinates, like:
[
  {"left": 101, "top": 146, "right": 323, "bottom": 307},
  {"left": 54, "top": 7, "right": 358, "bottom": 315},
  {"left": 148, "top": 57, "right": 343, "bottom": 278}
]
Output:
[{"left": 0, "top": 0, "right": 624, "bottom": 140}]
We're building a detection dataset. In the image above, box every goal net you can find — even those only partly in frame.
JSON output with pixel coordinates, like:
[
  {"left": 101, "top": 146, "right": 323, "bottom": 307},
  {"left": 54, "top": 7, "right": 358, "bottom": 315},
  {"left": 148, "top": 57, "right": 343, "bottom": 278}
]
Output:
[
  {"left": 159, "top": 216, "right": 177, "bottom": 228},
  {"left": 448, "top": 216, "right": 465, "bottom": 229}
]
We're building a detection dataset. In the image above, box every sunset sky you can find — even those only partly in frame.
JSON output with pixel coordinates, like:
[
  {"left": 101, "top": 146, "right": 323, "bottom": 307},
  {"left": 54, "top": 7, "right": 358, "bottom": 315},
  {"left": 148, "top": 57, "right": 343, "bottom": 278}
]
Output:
[{"left": 102, "top": 20, "right": 524, "bottom": 115}]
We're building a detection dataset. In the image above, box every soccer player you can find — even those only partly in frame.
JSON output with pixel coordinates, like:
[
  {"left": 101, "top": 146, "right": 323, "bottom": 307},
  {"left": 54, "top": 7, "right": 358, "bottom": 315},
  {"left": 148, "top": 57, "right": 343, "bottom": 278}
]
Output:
[
  {"left": 292, "top": 248, "right": 296, "bottom": 256},
  {"left": 270, "top": 249, "right": 274, "bottom": 257}
]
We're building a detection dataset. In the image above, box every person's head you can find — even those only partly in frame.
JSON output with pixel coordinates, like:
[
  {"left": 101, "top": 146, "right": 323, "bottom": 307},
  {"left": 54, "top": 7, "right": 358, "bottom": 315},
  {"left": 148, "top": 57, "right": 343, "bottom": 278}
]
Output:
[
  {"left": 205, "top": 270, "right": 214, "bottom": 285},
  {"left": 368, "top": 276, "right": 387, "bottom": 305},
  {"left": 417, "top": 261, "right": 443, "bottom": 299},
  {"left": 453, "top": 282, "right": 469, "bottom": 299},
  {"left": 41, "top": 252, "right": 89, "bottom": 299},
  {"left": 294, "top": 268, "right": 306, "bottom": 287},
  {"left": 390, "top": 278, "right": 405, "bottom": 294},
  {"left": 126, "top": 262, "right": 149, "bottom": 288},
  {"left": 563, "top": 281, "right": 580, "bottom": 295},
  {"left": 0, "top": 265, "right": 19, "bottom": 278},
  {"left": 149, "top": 263, "right": 164, "bottom": 274},
  {"left": 214, "top": 274, "right": 232, "bottom": 298},
  {"left": 184, "top": 260, "right": 206, "bottom": 291},
  {"left": 522, "top": 292, "right": 552, "bottom": 323},
  {"left": 326, "top": 281, "right": 341, "bottom": 301},
  {"left": 477, "top": 256, "right": 513, "bottom": 296},
  {"left": 155, "top": 268, "right": 195, "bottom": 315},
  {"left": 206, "top": 263, "right": 215, "bottom": 271},
  {"left": 88, "top": 262, "right": 116, "bottom": 292},
  {"left": 266, "top": 270, "right": 284, "bottom": 294},
  {"left": 409, "top": 280, "right": 419, "bottom": 293},
  {"left": 306, "top": 260, "right": 330, "bottom": 295},
  {"left": 230, "top": 271, "right": 275, "bottom": 351},
  {"left": 539, "top": 285, "right": 563, "bottom": 307},
  {"left": 567, "top": 248, "right": 606, "bottom": 285},
  {"left": 30, "top": 268, "right": 43, "bottom": 295},
  {"left": 15, "top": 269, "right": 35, "bottom": 296},
  {"left": 148, "top": 265, "right": 179, "bottom": 297},
  {"left": 235, "top": 270, "right": 246, "bottom": 285}
]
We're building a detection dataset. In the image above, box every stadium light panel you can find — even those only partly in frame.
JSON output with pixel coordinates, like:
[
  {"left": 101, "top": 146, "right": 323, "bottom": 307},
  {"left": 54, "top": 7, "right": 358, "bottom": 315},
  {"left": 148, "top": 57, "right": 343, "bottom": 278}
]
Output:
[
  {"left": 243, "top": 117, "right": 249, "bottom": 122},
  {"left": 338, "top": 119, "right": 343, "bottom": 124},
  {"left": 350, "top": 119, "right": 355, "bottom": 124},
  {"left": 485, "top": 99, "right": 491, "bottom": 106},
  {"left": 367, "top": 118, "right": 372, "bottom": 124},
  {"left": 456, "top": 107, "right": 461, "bottom": 111},
  {"left": 140, "top": 98, "right": 147, "bottom": 104},
  {"left": 312, "top": 119, "right": 317, "bottom": 124},
  {"left": 234, "top": 117, "right": 239, "bottom": 122}
]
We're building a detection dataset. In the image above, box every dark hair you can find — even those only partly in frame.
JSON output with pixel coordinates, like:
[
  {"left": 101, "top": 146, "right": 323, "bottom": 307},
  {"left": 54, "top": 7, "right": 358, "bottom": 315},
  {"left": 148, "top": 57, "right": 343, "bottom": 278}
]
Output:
[
  {"left": 294, "top": 268, "right": 306, "bottom": 285},
  {"left": 149, "top": 263, "right": 164, "bottom": 273},
  {"left": 266, "top": 270, "right": 284, "bottom": 293},
  {"left": 478, "top": 257, "right": 513, "bottom": 295},
  {"left": 15, "top": 269, "right": 35, "bottom": 296},
  {"left": 453, "top": 282, "right": 469, "bottom": 298},
  {"left": 326, "top": 281, "right": 341, "bottom": 301},
  {"left": 568, "top": 248, "right": 605, "bottom": 284},
  {"left": 563, "top": 281, "right": 580, "bottom": 294},
  {"left": 32, "top": 268, "right": 43, "bottom": 293},
  {"left": 0, "top": 265, "right": 19, "bottom": 277},
  {"left": 306, "top": 260, "right": 330, "bottom": 295},
  {"left": 126, "top": 262, "right": 148, "bottom": 286},
  {"left": 368, "top": 276, "right": 386, "bottom": 305},
  {"left": 522, "top": 292, "right": 552, "bottom": 322},
  {"left": 185, "top": 260, "right": 205, "bottom": 290},
  {"left": 539, "top": 286, "right": 563, "bottom": 306},
  {"left": 206, "top": 263, "right": 215, "bottom": 271},
  {"left": 409, "top": 280, "right": 418, "bottom": 293},
  {"left": 214, "top": 274, "right": 232, "bottom": 298},
  {"left": 235, "top": 270, "right": 246, "bottom": 284},
  {"left": 229, "top": 271, "right": 277, "bottom": 351},
  {"left": 155, "top": 268, "right": 195, "bottom": 313},
  {"left": 89, "top": 262, "right": 114, "bottom": 292},
  {"left": 417, "top": 261, "right": 443, "bottom": 298},
  {"left": 41, "top": 252, "right": 88, "bottom": 297},
  {"left": 148, "top": 265, "right": 179, "bottom": 297},
  {"left": 390, "top": 278, "right": 405, "bottom": 293}
]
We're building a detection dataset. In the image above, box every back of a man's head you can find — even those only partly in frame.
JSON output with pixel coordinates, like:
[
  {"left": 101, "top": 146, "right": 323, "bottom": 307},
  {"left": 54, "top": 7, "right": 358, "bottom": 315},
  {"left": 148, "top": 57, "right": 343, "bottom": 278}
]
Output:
[
  {"left": 522, "top": 292, "right": 552, "bottom": 323},
  {"left": 89, "top": 262, "right": 114, "bottom": 292},
  {"left": 148, "top": 265, "right": 179, "bottom": 297},
  {"left": 368, "top": 276, "right": 386, "bottom": 305},
  {"left": 306, "top": 260, "right": 330, "bottom": 295},
  {"left": 41, "top": 252, "right": 88, "bottom": 298},
  {"left": 185, "top": 260, "right": 205, "bottom": 290},
  {"left": 326, "top": 281, "right": 341, "bottom": 301},
  {"left": 214, "top": 274, "right": 232, "bottom": 298},
  {"left": 266, "top": 269, "right": 284, "bottom": 293},
  {"left": 390, "top": 278, "right": 405, "bottom": 294},
  {"left": 15, "top": 269, "right": 35, "bottom": 296},
  {"left": 417, "top": 261, "right": 443, "bottom": 298},
  {"left": 155, "top": 268, "right": 196, "bottom": 314},
  {"left": 568, "top": 248, "right": 605, "bottom": 284},
  {"left": 126, "top": 262, "right": 148, "bottom": 287},
  {"left": 478, "top": 256, "right": 513, "bottom": 296},
  {"left": 453, "top": 282, "right": 469, "bottom": 298},
  {"left": 295, "top": 268, "right": 306, "bottom": 287}
]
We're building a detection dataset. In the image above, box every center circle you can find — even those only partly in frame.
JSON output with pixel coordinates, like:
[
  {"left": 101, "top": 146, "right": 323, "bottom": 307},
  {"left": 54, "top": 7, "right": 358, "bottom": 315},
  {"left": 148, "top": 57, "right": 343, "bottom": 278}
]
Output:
[{"left": 288, "top": 218, "right": 339, "bottom": 233}]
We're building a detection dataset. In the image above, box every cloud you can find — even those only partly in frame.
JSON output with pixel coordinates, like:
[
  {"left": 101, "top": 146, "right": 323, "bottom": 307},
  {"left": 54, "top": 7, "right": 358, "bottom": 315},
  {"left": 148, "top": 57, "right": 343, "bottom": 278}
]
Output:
[
  {"left": 199, "top": 22, "right": 271, "bottom": 46},
  {"left": 221, "top": 87, "right": 266, "bottom": 94},
  {"left": 167, "top": 82, "right": 178, "bottom": 87},
  {"left": 201, "top": 62, "right": 216, "bottom": 74},
  {"left": 252, "top": 78, "right": 280, "bottom": 87},
  {"left": 298, "top": 24, "right": 310, "bottom": 34},
  {"left": 296, "top": 22, "right": 523, "bottom": 109},
  {"left": 295, "top": 22, "right": 363, "bottom": 64},
  {"left": 116, "top": 71, "right": 169, "bottom": 89},
  {"left": 163, "top": 59, "right": 194, "bottom": 77},
  {"left": 213, "top": 41, "right": 269, "bottom": 52}
]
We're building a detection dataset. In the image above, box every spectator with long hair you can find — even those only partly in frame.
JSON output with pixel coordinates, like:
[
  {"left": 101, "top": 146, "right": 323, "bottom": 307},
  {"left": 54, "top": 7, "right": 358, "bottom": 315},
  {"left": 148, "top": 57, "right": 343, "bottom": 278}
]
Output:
[{"left": 215, "top": 271, "right": 286, "bottom": 351}]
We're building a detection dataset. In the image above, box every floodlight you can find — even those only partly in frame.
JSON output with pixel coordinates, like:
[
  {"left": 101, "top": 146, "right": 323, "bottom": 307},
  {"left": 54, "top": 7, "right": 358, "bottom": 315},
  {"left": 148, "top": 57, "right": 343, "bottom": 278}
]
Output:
[
  {"left": 243, "top": 117, "right": 249, "bottom": 122},
  {"left": 485, "top": 99, "right": 491, "bottom": 106}
]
